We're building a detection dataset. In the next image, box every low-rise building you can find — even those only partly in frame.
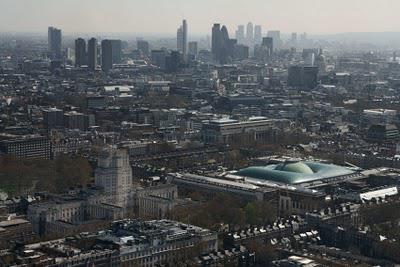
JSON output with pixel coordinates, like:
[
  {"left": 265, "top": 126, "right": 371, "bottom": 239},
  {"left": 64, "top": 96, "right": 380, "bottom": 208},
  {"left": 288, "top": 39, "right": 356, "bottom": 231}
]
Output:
[
  {"left": 0, "top": 134, "right": 51, "bottom": 159},
  {"left": 0, "top": 218, "right": 36, "bottom": 249},
  {"left": 201, "top": 117, "right": 275, "bottom": 144},
  {"left": 0, "top": 219, "right": 218, "bottom": 267}
]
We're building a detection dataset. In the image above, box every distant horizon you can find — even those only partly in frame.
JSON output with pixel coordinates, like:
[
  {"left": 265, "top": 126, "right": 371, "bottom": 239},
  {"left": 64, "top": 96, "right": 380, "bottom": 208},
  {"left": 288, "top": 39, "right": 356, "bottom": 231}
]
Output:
[
  {"left": 2, "top": 0, "right": 400, "bottom": 35},
  {"left": 1, "top": 30, "right": 400, "bottom": 38}
]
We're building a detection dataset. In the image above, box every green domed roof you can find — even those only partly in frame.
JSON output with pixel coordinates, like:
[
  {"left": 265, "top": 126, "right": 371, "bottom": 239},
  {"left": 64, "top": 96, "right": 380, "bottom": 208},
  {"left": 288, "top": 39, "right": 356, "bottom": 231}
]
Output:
[
  {"left": 275, "top": 162, "right": 314, "bottom": 174},
  {"left": 235, "top": 161, "right": 355, "bottom": 184}
]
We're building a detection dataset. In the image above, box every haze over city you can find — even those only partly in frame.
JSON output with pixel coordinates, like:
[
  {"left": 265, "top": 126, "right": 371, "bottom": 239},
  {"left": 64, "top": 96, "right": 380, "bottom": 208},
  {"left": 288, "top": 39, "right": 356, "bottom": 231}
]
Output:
[
  {"left": 3, "top": 1, "right": 400, "bottom": 266},
  {"left": 2, "top": 0, "right": 400, "bottom": 34}
]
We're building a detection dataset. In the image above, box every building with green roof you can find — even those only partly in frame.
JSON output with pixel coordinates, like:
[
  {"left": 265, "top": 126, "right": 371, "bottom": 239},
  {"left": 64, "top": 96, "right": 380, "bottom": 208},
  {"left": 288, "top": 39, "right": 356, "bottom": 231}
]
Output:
[{"left": 235, "top": 161, "right": 355, "bottom": 185}]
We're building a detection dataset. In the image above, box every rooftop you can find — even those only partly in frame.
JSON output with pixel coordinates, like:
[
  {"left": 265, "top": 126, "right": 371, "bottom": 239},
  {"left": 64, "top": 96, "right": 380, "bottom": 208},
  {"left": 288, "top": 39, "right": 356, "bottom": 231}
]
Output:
[{"left": 235, "top": 161, "right": 356, "bottom": 185}]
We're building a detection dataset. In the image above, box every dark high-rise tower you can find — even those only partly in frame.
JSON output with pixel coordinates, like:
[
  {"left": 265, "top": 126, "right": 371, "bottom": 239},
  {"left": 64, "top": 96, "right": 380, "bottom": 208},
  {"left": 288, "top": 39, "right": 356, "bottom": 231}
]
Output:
[
  {"left": 101, "top": 39, "right": 122, "bottom": 72},
  {"left": 220, "top": 25, "right": 233, "bottom": 64},
  {"left": 177, "top": 19, "right": 188, "bottom": 55},
  {"left": 101, "top": 40, "right": 113, "bottom": 72},
  {"left": 211, "top": 23, "right": 235, "bottom": 64},
  {"left": 88, "top": 38, "right": 98, "bottom": 71},
  {"left": 48, "top": 27, "right": 62, "bottom": 59},
  {"left": 212, "top": 23, "right": 222, "bottom": 62},
  {"left": 75, "top": 38, "right": 87, "bottom": 67},
  {"left": 111, "top": 40, "right": 122, "bottom": 64}
]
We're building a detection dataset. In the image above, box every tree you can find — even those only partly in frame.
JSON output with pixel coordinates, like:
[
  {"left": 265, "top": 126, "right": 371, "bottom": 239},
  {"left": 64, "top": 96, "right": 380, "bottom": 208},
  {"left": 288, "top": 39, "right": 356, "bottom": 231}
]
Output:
[
  {"left": 0, "top": 155, "right": 93, "bottom": 196},
  {"left": 244, "top": 203, "right": 258, "bottom": 225},
  {"left": 245, "top": 202, "right": 277, "bottom": 226}
]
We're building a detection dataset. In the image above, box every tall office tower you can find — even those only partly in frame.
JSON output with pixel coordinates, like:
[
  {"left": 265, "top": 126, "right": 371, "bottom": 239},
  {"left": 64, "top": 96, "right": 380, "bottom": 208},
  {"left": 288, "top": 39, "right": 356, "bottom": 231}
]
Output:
[
  {"left": 48, "top": 27, "right": 62, "bottom": 59},
  {"left": 182, "top": 19, "right": 188, "bottom": 54},
  {"left": 267, "top": 30, "right": 282, "bottom": 49},
  {"left": 188, "top": 41, "right": 198, "bottom": 57},
  {"left": 111, "top": 40, "right": 122, "bottom": 64},
  {"left": 47, "top": 27, "right": 53, "bottom": 52},
  {"left": 236, "top": 25, "right": 245, "bottom": 45},
  {"left": 254, "top": 25, "right": 262, "bottom": 45},
  {"left": 291, "top": 32, "right": 298, "bottom": 47},
  {"left": 101, "top": 40, "right": 113, "bottom": 72},
  {"left": 101, "top": 39, "right": 122, "bottom": 72},
  {"left": 137, "top": 40, "right": 150, "bottom": 56},
  {"left": 87, "top": 38, "right": 98, "bottom": 71},
  {"left": 95, "top": 147, "right": 133, "bottom": 206},
  {"left": 74, "top": 38, "right": 87, "bottom": 67},
  {"left": 212, "top": 23, "right": 222, "bottom": 62},
  {"left": 177, "top": 27, "right": 184, "bottom": 53},
  {"left": 246, "top": 22, "right": 254, "bottom": 46},
  {"left": 220, "top": 25, "right": 233, "bottom": 64},
  {"left": 177, "top": 19, "right": 188, "bottom": 55}
]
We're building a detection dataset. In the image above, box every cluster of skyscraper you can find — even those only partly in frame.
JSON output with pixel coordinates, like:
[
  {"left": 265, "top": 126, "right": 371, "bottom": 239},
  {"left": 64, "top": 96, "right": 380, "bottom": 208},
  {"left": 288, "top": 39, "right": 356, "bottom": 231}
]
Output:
[
  {"left": 235, "top": 23, "right": 262, "bottom": 48},
  {"left": 176, "top": 20, "right": 198, "bottom": 61},
  {"left": 48, "top": 27, "right": 122, "bottom": 72},
  {"left": 211, "top": 22, "right": 275, "bottom": 64},
  {"left": 74, "top": 38, "right": 99, "bottom": 71},
  {"left": 289, "top": 32, "right": 311, "bottom": 48},
  {"left": 50, "top": 20, "right": 308, "bottom": 70},
  {"left": 75, "top": 38, "right": 122, "bottom": 72},
  {"left": 211, "top": 23, "right": 238, "bottom": 64}
]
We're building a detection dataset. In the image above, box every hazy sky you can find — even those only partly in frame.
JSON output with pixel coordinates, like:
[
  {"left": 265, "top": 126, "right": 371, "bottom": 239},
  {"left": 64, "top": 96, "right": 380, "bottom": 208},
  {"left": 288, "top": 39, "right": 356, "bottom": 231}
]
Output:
[{"left": 1, "top": 0, "right": 400, "bottom": 35}]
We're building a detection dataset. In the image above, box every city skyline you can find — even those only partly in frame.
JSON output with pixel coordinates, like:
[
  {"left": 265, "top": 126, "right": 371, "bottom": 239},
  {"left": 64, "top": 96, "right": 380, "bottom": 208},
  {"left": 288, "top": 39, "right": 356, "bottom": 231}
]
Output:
[{"left": 1, "top": 0, "right": 400, "bottom": 35}]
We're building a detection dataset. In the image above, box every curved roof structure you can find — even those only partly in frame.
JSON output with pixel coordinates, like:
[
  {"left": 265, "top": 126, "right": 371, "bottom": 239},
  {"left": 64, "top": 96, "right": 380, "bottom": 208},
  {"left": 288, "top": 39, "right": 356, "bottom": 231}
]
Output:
[
  {"left": 235, "top": 161, "right": 355, "bottom": 185},
  {"left": 275, "top": 161, "right": 314, "bottom": 174}
]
